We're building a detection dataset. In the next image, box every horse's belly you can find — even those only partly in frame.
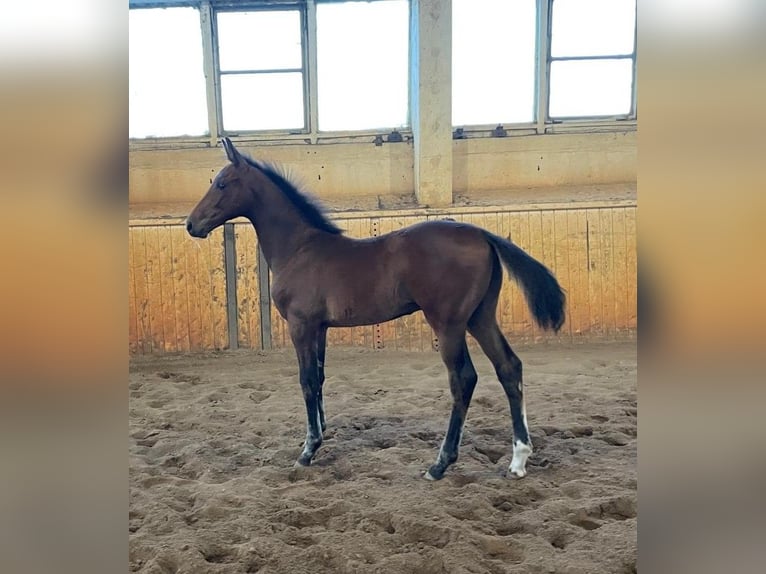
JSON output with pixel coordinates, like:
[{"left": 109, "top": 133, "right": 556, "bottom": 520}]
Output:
[{"left": 326, "top": 301, "right": 419, "bottom": 327}]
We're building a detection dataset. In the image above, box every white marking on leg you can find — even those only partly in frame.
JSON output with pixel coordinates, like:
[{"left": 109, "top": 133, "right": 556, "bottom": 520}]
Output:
[
  {"left": 435, "top": 437, "right": 447, "bottom": 465},
  {"left": 424, "top": 436, "right": 448, "bottom": 480},
  {"left": 522, "top": 397, "right": 529, "bottom": 431},
  {"left": 300, "top": 407, "right": 323, "bottom": 462},
  {"left": 509, "top": 439, "right": 532, "bottom": 478}
]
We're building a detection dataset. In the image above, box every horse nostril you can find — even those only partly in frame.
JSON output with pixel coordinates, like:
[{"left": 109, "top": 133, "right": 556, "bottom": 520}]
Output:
[{"left": 186, "top": 220, "right": 193, "bottom": 233}]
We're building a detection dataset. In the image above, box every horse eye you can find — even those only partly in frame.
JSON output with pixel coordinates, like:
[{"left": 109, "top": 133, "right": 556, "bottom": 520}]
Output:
[{"left": 217, "top": 181, "right": 226, "bottom": 190}]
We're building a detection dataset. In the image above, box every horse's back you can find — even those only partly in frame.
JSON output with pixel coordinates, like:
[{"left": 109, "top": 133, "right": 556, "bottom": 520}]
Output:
[{"left": 391, "top": 219, "right": 492, "bottom": 264}]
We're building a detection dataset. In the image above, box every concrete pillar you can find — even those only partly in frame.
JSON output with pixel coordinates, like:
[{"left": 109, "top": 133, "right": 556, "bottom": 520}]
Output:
[{"left": 410, "top": 0, "right": 452, "bottom": 207}]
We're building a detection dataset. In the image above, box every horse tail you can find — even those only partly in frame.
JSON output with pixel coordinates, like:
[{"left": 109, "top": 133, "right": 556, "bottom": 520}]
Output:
[{"left": 482, "top": 231, "right": 566, "bottom": 332}]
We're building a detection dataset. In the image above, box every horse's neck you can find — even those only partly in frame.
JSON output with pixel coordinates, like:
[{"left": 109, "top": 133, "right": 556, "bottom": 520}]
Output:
[{"left": 246, "top": 186, "right": 318, "bottom": 273}]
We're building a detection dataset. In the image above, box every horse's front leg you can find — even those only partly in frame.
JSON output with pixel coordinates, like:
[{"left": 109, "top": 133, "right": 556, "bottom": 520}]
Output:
[
  {"left": 289, "top": 320, "right": 323, "bottom": 466},
  {"left": 316, "top": 325, "right": 328, "bottom": 433}
]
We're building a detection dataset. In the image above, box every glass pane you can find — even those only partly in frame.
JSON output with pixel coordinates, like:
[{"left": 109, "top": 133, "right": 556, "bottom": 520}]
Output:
[
  {"left": 217, "top": 10, "right": 302, "bottom": 71},
  {"left": 549, "top": 59, "right": 633, "bottom": 118},
  {"left": 317, "top": 0, "right": 409, "bottom": 131},
  {"left": 452, "top": 0, "right": 536, "bottom": 125},
  {"left": 220, "top": 73, "right": 304, "bottom": 131},
  {"left": 551, "top": 0, "right": 636, "bottom": 57},
  {"left": 129, "top": 8, "right": 208, "bottom": 138}
]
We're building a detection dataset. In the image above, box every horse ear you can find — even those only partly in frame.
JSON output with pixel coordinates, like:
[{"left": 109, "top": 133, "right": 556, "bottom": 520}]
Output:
[{"left": 221, "top": 137, "right": 241, "bottom": 166}]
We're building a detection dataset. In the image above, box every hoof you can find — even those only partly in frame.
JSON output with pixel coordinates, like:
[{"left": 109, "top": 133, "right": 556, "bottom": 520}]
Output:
[
  {"left": 509, "top": 441, "right": 532, "bottom": 478},
  {"left": 424, "top": 465, "right": 445, "bottom": 481},
  {"left": 295, "top": 456, "right": 312, "bottom": 467}
]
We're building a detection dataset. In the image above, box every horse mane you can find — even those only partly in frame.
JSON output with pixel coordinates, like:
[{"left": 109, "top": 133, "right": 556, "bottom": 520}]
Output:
[{"left": 243, "top": 156, "right": 343, "bottom": 235}]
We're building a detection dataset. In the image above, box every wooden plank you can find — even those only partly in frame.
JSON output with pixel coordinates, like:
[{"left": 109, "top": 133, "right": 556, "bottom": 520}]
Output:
[
  {"left": 208, "top": 229, "right": 229, "bottom": 350},
  {"left": 134, "top": 227, "right": 154, "bottom": 354},
  {"left": 234, "top": 223, "right": 254, "bottom": 349},
  {"left": 611, "top": 208, "right": 629, "bottom": 334},
  {"left": 181, "top": 232, "right": 203, "bottom": 352},
  {"left": 541, "top": 211, "right": 555, "bottom": 273},
  {"left": 553, "top": 210, "right": 573, "bottom": 341},
  {"left": 601, "top": 209, "right": 618, "bottom": 337},
  {"left": 127, "top": 230, "right": 139, "bottom": 354},
  {"left": 566, "top": 209, "right": 589, "bottom": 338},
  {"left": 193, "top": 234, "right": 215, "bottom": 351},
  {"left": 528, "top": 210, "right": 545, "bottom": 342},
  {"left": 477, "top": 211, "right": 500, "bottom": 235},
  {"left": 328, "top": 326, "right": 351, "bottom": 348},
  {"left": 540, "top": 210, "right": 560, "bottom": 342},
  {"left": 142, "top": 226, "right": 165, "bottom": 353},
  {"left": 586, "top": 209, "right": 605, "bottom": 337},
  {"left": 625, "top": 207, "right": 638, "bottom": 330},
  {"left": 170, "top": 226, "right": 191, "bottom": 353},
  {"left": 157, "top": 226, "right": 178, "bottom": 352}
]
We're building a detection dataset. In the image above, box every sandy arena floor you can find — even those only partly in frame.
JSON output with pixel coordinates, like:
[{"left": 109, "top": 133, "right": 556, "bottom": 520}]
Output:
[{"left": 130, "top": 341, "right": 636, "bottom": 574}]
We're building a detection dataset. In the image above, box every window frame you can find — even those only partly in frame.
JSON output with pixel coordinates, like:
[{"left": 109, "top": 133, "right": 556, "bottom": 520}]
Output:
[
  {"left": 212, "top": 4, "right": 311, "bottom": 136},
  {"left": 128, "top": 0, "right": 636, "bottom": 148},
  {"left": 450, "top": 0, "right": 637, "bottom": 138},
  {"left": 129, "top": 0, "right": 413, "bottom": 148},
  {"left": 544, "top": 0, "right": 637, "bottom": 123}
]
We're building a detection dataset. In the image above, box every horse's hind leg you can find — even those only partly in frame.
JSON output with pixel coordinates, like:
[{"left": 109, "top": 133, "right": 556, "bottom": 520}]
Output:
[
  {"left": 289, "top": 320, "right": 323, "bottom": 466},
  {"left": 425, "top": 329, "right": 478, "bottom": 480},
  {"left": 469, "top": 311, "right": 532, "bottom": 478}
]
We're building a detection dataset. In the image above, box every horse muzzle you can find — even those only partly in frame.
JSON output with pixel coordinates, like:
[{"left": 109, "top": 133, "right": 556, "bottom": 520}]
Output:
[{"left": 185, "top": 218, "right": 209, "bottom": 239}]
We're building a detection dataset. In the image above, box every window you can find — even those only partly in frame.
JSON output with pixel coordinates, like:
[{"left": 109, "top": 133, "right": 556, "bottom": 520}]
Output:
[
  {"left": 129, "top": 1, "right": 411, "bottom": 140},
  {"left": 451, "top": 0, "right": 637, "bottom": 129},
  {"left": 452, "top": 0, "right": 537, "bottom": 126},
  {"left": 548, "top": 0, "right": 636, "bottom": 119},
  {"left": 316, "top": 0, "right": 409, "bottom": 131},
  {"left": 216, "top": 10, "right": 306, "bottom": 132},
  {"left": 128, "top": 0, "right": 637, "bottom": 142},
  {"left": 129, "top": 7, "right": 208, "bottom": 138}
]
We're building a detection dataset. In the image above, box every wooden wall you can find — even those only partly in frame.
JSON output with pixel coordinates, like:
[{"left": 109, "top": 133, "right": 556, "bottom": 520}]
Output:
[
  {"left": 128, "top": 201, "right": 636, "bottom": 354},
  {"left": 128, "top": 225, "right": 227, "bottom": 354}
]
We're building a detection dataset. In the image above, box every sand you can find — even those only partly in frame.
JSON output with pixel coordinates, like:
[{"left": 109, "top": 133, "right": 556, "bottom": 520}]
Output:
[{"left": 130, "top": 341, "right": 636, "bottom": 574}]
